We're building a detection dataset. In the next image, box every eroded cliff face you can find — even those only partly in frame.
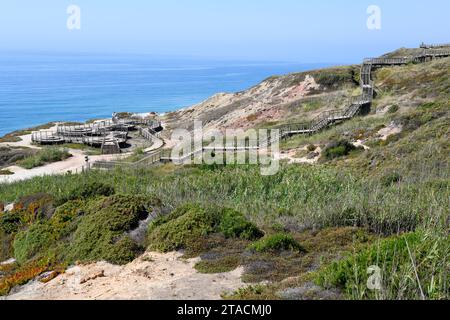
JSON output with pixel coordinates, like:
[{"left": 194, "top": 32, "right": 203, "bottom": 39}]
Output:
[{"left": 163, "top": 65, "right": 360, "bottom": 133}]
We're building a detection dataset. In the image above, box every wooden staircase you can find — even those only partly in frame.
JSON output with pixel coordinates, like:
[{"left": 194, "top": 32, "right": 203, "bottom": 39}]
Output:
[
  {"left": 276, "top": 47, "right": 450, "bottom": 140},
  {"left": 92, "top": 44, "right": 450, "bottom": 168}
]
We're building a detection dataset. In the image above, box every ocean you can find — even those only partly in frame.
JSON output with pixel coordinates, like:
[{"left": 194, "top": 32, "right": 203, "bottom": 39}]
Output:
[{"left": 0, "top": 53, "right": 330, "bottom": 137}]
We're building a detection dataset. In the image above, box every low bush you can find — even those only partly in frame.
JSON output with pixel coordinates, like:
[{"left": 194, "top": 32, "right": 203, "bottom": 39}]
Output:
[
  {"left": 195, "top": 255, "right": 241, "bottom": 274},
  {"left": 147, "top": 204, "right": 263, "bottom": 252},
  {"left": 388, "top": 105, "right": 400, "bottom": 114},
  {"left": 17, "top": 148, "right": 71, "bottom": 169},
  {"left": 13, "top": 222, "right": 58, "bottom": 264},
  {"left": 0, "top": 260, "right": 49, "bottom": 296},
  {"left": 147, "top": 204, "right": 218, "bottom": 252},
  {"left": 58, "top": 181, "right": 115, "bottom": 204},
  {"left": 0, "top": 230, "right": 15, "bottom": 262},
  {"left": 307, "top": 144, "right": 317, "bottom": 152},
  {"left": 66, "top": 194, "right": 157, "bottom": 264},
  {"left": 316, "top": 231, "right": 449, "bottom": 300},
  {"left": 249, "top": 234, "right": 305, "bottom": 253},
  {"left": 218, "top": 209, "right": 264, "bottom": 240},
  {"left": 13, "top": 193, "right": 55, "bottom": 222},
  {"left": 7, "top": 194, "right": 158, "bottom": 268},
  {"left": 48, "top": 200, "right": 85, "bottom": 240},
  {"left": 380, "top": 171, "right": 402, "bottom": 186},
  {"left": 0, "top": 212, "right": 23, "bottom": 235},
  {"left": 322, "top": 140, "right": 360, "bottom": 160}
]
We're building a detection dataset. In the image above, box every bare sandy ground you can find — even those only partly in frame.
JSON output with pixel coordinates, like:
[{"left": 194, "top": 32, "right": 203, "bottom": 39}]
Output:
[
  {"left": 277, "top": 146, "right": 322, "bottom": 164},
  {"left": 0, "top": 124, "right": 152, "bottom": 184},
  {"left": 0, "top": 133, "right": 41, "bottom": 150},
  {"left": 351, "top": 122, "right": 403, "bottom": 151},
  {"left": 0, "top": 150, "right": 125, "bottom": 184},
  {"left": 377, "top": 122, "right": 403, "bottom": 140},
  {"left": 4, "top": 252, "right": 246, "bottom": 300},
  {"left": 353, "top": 140, "right": 370, "bottom": 150}
]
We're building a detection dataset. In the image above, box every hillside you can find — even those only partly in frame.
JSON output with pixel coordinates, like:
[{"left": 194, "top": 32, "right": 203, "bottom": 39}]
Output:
[
  {"left": 0, "top": 49, "right": 449, "bottom": 300},
  {"left": 163, "top": 65, "right": 360, "bottom": 132}
]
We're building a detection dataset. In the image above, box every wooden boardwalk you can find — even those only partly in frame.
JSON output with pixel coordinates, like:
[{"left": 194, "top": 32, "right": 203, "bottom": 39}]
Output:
[
  {"left": 32, "top": 118, "right": 162, "bottom": 154},
  {"left": 275, "top": 47, "right": 450, "bottom": 140},
  {"left": 89, "top": 45, "right": 450, "bottom": 169}
]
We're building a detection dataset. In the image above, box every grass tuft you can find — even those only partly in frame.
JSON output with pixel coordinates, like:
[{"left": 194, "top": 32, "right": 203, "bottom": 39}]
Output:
[
  {"left": 249, "top": 234, "right": 305, "bottom": 253},
  {"left": 18, "top": 148, "right": 71, "bottom": 169},
  {"left": 315, "top": 230, "right": 449, "bottom": 300}
]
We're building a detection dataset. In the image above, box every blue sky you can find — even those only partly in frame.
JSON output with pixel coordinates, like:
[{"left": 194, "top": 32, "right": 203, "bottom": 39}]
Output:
[{"left": 0, "top": 0, "right": 448, "bottom": 63}]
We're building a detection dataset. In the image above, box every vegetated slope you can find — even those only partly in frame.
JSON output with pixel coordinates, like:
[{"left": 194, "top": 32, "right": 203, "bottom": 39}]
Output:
[
  {"left": 0, "top": 53, "right": 449, "bottom": 300},
  {"left": 0, "top": 147, "right": 35, "bottom": 169},
  {"left": 163, "top": 65, "right": 361, "bottom": 132}
]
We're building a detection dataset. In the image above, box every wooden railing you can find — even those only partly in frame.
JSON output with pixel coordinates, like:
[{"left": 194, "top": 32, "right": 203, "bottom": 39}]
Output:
[
  {"left": 363, "top": 57, "right": 410, "bottom": 65},
  {"left": 86, "top": 44, "right": 450, "bottom": 169},
  {"left": 31, "top": 131, "right": 64, "bottom": 143},
  {"left": 92, "top": 150, "right": 163, "bottom": 170},
  {"left": 420, "top": 43, "right": 450, "bottom": 49}
]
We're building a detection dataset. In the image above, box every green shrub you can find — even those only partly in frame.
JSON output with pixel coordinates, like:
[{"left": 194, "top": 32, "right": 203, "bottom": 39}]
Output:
[
  {"left": 218, "top": 209, "right": 263, "bottom": 240},
  {"left": 51, "top": 200, "right": 84, "bottom": 225},
  {"left": 9, "top": 194, "right": 156, "bottom": 266},
  {"left": 18, "top": 148, "right": 71, "bottom": 169},
  {"left": 147, "top": 203, "right": 218, "bottom": 252},
  {"left": 147, "top": 203, "right": 202, "bottom": 233},
  {"left": 13, "top": 222, "right": 58, "bottom": 264},
  {"left": 103, "top": 236, "right": 143, "bottom": 265},
  {"left": 58, "top": 181, "right": 115, "bottom": 204},
  {"left": 66, "top": 194, "right": 157, "bottom": 264},
  {"left": 249, "top": 234, "right": 305, "bottom": 253},
  {"left": 195, "top": 255, "right": 241, "bottom": 274},
  {"left": 316, "top": 231, "right": 449, "bottom": 300},
  {"left": 49, "top": 200, "right": 85, "bottom": 238},
  {"left": 13, "top": 193, "right": 55, "bottom": 221},
  {"left": 147, "top": 204, "right": 263, "bottom": 252},
  {"left": 315, "top": 70, "right": 354, "bottom": 87},
  {"left": 0, "top": 212, "right": 22, "bottom": 234},
  {"left": 322, "top": 140, "right": 359, "bottom": 160},
  {"left": 0, "top": 230, "right": 15, "bottom": 261},
  {"left": 388, "top": 105, "right": 400, "bottom": 114},
  {"left": 380, "top": 172, "right": 402, "bottom": 186},
  {"left": 307, "top": 144, "right": 317, "bottom": 152}
]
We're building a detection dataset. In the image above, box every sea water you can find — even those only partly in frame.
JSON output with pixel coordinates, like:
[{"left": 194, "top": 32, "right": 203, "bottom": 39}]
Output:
[{"left": 0, "top": 53, "right": 330, "bottom": 136}]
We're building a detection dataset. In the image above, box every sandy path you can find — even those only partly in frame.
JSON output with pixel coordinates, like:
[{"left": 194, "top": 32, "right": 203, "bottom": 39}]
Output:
[
  {"left": 0, "top": 150, "right": 125, "bottom": 184},
  {"left": 377, "top": 122, "right": 403, "bottom": 140},
  {"left": 277, "top": 146, "right": 321, "bottom": 164},
  {"left": 0, "top": 133, "right": 41, "bottom": 150},
  {"left": 143, "top": 135, "right": 165, "bottom": 153},
  {"left": 0, "top": 124, "right": 61, "bottom": 150},
  {"left": 4, "top": 252, "right": 245, "bottom": 300},
  {"left": 0, "top": 123, "right": 151, "bottom": 184}
]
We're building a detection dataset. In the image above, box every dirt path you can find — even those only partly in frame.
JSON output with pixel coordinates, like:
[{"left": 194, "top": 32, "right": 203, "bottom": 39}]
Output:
[
  {"left": 0, "top": 124, "right": 149, "bottom": 184},
  {"left": 0, "top": 124, "right": 61, "bottom": 150},
  {"left": 4, "top": 252, "right": 245, "bottom": 300},
  {"left": 277, "top": 146, "right": 322, "bottom": 164},
  {"left": 0, "top": 150, "right": 125, "bottom": 184},
  {"left": 0, "top": 133, "right": 41, "bottom": 150},
  {"left": 377, "top": 122, "right": 403, "bottom": 140}
]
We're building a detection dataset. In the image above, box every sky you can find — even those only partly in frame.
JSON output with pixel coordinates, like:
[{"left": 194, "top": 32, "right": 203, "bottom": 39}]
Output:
[{"left": 0, "top": 0, "right": 449, "bottom": 63}]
